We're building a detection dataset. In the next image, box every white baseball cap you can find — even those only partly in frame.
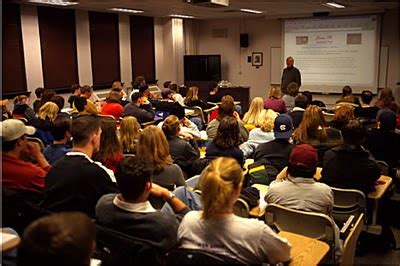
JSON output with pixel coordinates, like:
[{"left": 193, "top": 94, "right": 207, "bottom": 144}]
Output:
[{"left": 0, "top": 119, "right": 36, "bottom": 141}]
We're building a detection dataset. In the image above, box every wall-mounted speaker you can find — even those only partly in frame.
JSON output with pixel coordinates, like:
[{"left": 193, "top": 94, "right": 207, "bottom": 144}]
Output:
[{"left": 240, "top": 33, "right": 249, "bottom": 48}]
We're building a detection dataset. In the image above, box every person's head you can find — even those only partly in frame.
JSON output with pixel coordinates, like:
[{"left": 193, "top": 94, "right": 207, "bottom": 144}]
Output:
[
  {"left": 286, "top": 56, "right": 294, "bottom": 68},
  {"left": 361, "top": 90, "right": 373, "bottom": 105},
  {"left": 242, "top": 97, "right": 264, "bottom": 126},
  {"left": 74, "top": 97, "right": 88, "bottom": 112},
  {"left": 341, "top": 119, "right": 365, "bottom": 145},
  {"left": 35, "top": 87, "right": 45, "bottom": 99},
  {"left": 71, "top": 84, "right": 81, "bottom": 95},
  {"left": 115, "top": 156, "right": 153, "bottom": 201},
  {"left": 133, "top": 76, "right": 146, "bottom": 87},
  {"left": 268, "top": 87, "right": 281, "bottom": 99},
  {"left": 71, "top": 116, "right": 102, "bottom": 152},
  {"left": 112, "top": 81, "right": 123, "bottom": 91},
  {"left": 136, "top": 125, "right": 173, "bottom": 174},
  {"left": 378, "top": 87, "right": 394, "bottom": 104},
  {"left": 333, "top": 105, "right": 355, "bottom": 124},
  {"left": 39, "top": 90, "right": 56, "bottom": 107},
  {"left": 163, "top": 81, "right": 172, "bottom": 89},
  {"left": 342, "top": 86, "right": 353, "bottom": 97},
  {"left": 294, "top": 94, "right": 309, "bottom": 109},
  {"left": 287, "top": 82, "right": 299, "bottom": 97},
  {"left": 293, "top": 105, "right": 326, "bottom": 143},
  {"left": 302, "top": 91, "right": 313, "bottom": 103},
  {"left": 80, "top": 85, "right": 92, "bottom": 99},
  {"left": 185, "top": 86, "right": 199, "bottom": 102},
  {"left": 1, "top": 119, "right": 35, "bottom": 153},
  {"left": 50, "top": 117, "right": 71, "bottom": 142},
  {"left": 130, "top": 92, "right": 141, "bottom": 104},
  {"left": 260, "top": 109, "right": 278, "bottom": 132},
  {"left": 17, "top": 212, "right": 95, "bottom": 266},
  {"left": 50, "top": 96, "right": 65, "bottom": 111},
  {"left": 170, "top": 83, "right": 178, "bottom": 93},
  {"left": 216, "top": 96, "right": 235, "bottom": 121},
  {"left": 209, "top": 81, "right": 218, "bottom": 93},
  {"left": 106, "top": 91, "right": 121, "bottom": 103},
  {"left": 214, "top": 117, "right": 241, "bottom": 149},
  {"left": 120, "top": 116, "right": 140, "bottom": 152},
  {"left": 138, "top": 84, "right": 150, "bottom": 97},
  {"left": 93, "top": 118, "right": 121, "bottom": 163},
  {"left": 287, "top": 144, "right": 318, "bottom": 179},
  {"left": 199, "top": 157, "right": 243, "bottom": 219},
  {"left": 161, "top": 88, "right": 173, "bottom": 100},
  {"left": 14, "top": 95, "right": 29, "bottom": 105},
  {"left": 377, "top": 109, "right": 397, "bottom": 131},
  {"left": 274, "top": 114, "right": 293, "bottom": 139},
  {"left": 162, "top": 115, "right": 181, "bottom": 140},
  {"left": 38, "top": 102, "right": 59, "bottom": 122}
]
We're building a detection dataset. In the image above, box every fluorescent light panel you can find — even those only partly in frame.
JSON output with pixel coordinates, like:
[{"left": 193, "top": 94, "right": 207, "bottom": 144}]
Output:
[
  {"left": 322, "top": 2, "right": 346, "bottom": 9},
  {"left": 239, "top": 8, "right": 263, "bottom": 14},
  {"left": 28, "top": 0, "right": 79, "bottom": 6},
  {"left": 109, "top": 8, "right": 144, "bottom": 13},
  {"left": 169, "top": 14, "right": 195, "bottom": 19}
]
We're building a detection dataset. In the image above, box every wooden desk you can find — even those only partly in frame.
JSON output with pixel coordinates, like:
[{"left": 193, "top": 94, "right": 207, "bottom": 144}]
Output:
[
  {"left": 1, "top": 230, "right": 21, "bottom": 253},
  {"left": 279, "top": 231, "right": 329, "bottom": 266}
]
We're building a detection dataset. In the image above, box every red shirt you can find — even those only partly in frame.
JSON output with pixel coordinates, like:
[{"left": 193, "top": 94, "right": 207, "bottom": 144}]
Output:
[
  {"left": 104, "top": 153, "right": 123, "bottom": 172},
  {"left": 101, "top": 102, "right": 124, "bottom": 120},
  {"left": 2, "top": 154, "right": 50, "bottom": 193}
]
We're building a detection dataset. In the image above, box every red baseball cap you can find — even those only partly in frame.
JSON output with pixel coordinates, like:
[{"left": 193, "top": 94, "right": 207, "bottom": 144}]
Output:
[{"left": 289, "top": 144, "right": 318, "bottom": 168}]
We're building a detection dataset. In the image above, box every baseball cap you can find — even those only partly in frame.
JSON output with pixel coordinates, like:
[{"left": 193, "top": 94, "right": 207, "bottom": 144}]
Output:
[
  {"left": 0, "top": 119, "right": 36, "bottom": 141},
  {"left": 377, "top": 109, "right": 396, "bottom": 131},
  {"left": 289, "top": 144, "right": 318, "bottom": 169},
  {"left": 274, "top": 114, "right": 293, "bottom": 139}
]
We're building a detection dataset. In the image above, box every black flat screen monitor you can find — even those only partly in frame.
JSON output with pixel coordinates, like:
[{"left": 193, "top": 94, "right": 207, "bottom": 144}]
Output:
[{"left": 184, "top": 55, "right": 221, "bottom": 82}]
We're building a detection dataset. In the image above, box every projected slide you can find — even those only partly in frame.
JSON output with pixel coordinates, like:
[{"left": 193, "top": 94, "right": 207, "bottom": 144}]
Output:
[{"left": 284, "top": 15, "right": 379, "bottom": 93}]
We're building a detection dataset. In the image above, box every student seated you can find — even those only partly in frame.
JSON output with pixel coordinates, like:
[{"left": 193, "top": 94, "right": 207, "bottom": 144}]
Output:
[
  {"left": 32, "top": 102, "right": 59, "bottom": 145},
  {"left": 184, "top": 86, "right": 214, "bottom": 110},
  {"left": 95, "top": 156, "right": 189, "bottom": 251},
  {"left": 177, "top": 157, "right": 291, "bottom": 264},
  {"left": 206, "top": 81, "right": 223, "bottom": 103},
  {"left": 288, "top": 94, "right": 309, "bottom": 128},
  {"left": 12, "top": 95, "right": 36, "bottom": 123},
  {"left": 123, "top": 92, "right": 155, "bottom": 124},
  {"left": 374, "top": 87, "right": 398, "bottom": 113},
  {"left": 119, "top": 116, "right": 140, "bottom": 154},
  {"left": 72, "top": 86, "right": 98, "bottom": 115},
  {"left": 101, "top": 91, "right": 124, "bottom": 120},
  {"left": 242, "top": 97, "right": 265, "bottom": 128},
  {"left": 354, "top": 90, "right": 379, "bottom": 120},
  {"left": 335, "top": 86, "right": 360, "bottom": 107},
  {"left": 43, "top": 116, "right": 71, "bottom": 164},
  {"left": 33, "top": 87, "right": 45, "bottom": 113},
  {"left": 329, "top": 105, "right": 355, "bottom": 132},
  {"left": 282, "top": 82, "right": 299, "bottom": 112},
  {"left": 154, "top": 88, "right": 185, "bottom": 119},
  {"left": 18, "top": 212, "right": 96, "bottom": 266},
  {"left": 1, "top": 119, "right": 50, "bottom": 193},
  {"left": 264, "top": 87, "right": 286, "bottom": 114},
  {"left": 68, "top": 84, "right": 81, "bottom": 108}
]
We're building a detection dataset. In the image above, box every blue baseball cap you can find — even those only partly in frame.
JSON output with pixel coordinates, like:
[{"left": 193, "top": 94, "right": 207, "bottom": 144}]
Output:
[{"left": 274, "top": 114, "right": 293, "bottom": 139}]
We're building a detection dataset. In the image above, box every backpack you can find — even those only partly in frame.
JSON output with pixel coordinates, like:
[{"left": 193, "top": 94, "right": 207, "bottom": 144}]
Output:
[{"left": 245, "top": 159, "right": 279, "bottom": 186}]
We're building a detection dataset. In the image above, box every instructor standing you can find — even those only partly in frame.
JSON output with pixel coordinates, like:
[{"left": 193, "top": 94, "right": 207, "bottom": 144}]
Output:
[{"left": 281, "top": 56, "right": 301, "bottom": 94}]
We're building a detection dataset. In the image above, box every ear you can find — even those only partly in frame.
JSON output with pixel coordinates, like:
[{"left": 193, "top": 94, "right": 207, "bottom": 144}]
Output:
[{"left": 145, "top": 181, "right": 152, "bottom": 192}]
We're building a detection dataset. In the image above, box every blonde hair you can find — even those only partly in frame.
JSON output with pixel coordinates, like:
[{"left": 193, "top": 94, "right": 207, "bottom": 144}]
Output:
[
  {"left": 268, "top": 87, "right": 281, "bottom": 99},
  {"left": 200, "top": 157, "right": 243, "bottom": 220},
  {"left": 260, "top": 109, "right": 278, "bottom": 132},
  {"left": 14, "top": 95, "right": 29, "bottom": 105},
  {"left": 242, "top": 97, "right": 264, "bottom": 127},
  {"left": 37, "top": 102, "right": 59, "bottom": 121},
  {"left": 293, "top": 105, "right": 327, "bottom": 143},
  {"left": 112, "top": 81, "right": 123, "bottom": 90},
  {"left": 136, "top": 125, "right": 173, "bottom": 174},
  {"left": 120, "top": 116, "right": 140, "bottom": 152},
  {"left": 184, "top": 87, "right": 199, "bottom": 104}
]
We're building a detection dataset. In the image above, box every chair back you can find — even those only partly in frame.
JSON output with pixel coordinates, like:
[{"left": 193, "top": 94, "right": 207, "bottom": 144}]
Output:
[
  {"left": 166, "top": 248, "right": 240, "bottom": 265},
  {"left": 184, "top": 106, "right": 206, "bottom": 124},
  {"left": 341, "top": 213, "right": 364, "bottom": 266},
  {"left": 264, "top": 203, "right": 336, "bottom": 261},
  {"left": 331, "top": 187, "right": 366, "bottom": 225},
  {"left": 376, "top": 160, "right": 389, "bottom": 175},
  {"left": 233, "top": 198, "right": 250, "bottom": 218},
  {"left": 94, "top": 224, "right": 164, "bottom": 266}
]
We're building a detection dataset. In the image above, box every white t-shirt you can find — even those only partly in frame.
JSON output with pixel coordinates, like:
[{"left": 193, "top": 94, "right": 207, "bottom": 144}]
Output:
[{"left": 178, "top": 211, "right": 291, "bottom": 264}]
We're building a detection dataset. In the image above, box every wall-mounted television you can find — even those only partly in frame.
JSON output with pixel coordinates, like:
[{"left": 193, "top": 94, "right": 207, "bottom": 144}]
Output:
[{"left": 184, "top": 55, "right": 221, "bottom": 82}]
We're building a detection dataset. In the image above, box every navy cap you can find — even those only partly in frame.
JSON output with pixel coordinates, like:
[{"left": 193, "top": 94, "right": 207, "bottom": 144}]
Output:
[{"left": 274, "top": 114, "right": 293, "bottom": 139}]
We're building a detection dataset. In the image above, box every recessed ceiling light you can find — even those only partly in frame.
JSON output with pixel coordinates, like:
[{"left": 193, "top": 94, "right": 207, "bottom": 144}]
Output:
[
  {"left": 28, "top": 0, "right": 79, "bottom": 6},
  {"left": 109, "top": 8, "right": 144, "bottom": 14},
  {"left": 169, "top": 14, "right": 195, "bottom": 19},
  {"left": 239, "top": 8, "right": 263, "bottom": 14},
  {"left": 322, "top": 2, "right": 346, "bottom": 9}
]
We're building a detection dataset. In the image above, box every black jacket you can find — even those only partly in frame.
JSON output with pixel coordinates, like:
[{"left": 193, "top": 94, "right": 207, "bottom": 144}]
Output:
[
  {"left": 123, "top": 103, "right": 155, "bottom": 124},
  {"left": 254, "top": 139, "right": 294, "bottom": 172}
]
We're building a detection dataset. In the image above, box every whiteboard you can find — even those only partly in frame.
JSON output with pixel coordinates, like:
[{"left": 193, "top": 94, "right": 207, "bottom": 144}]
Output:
[{"left": 270, "top": 47, "right": 282, "bottom": 84}]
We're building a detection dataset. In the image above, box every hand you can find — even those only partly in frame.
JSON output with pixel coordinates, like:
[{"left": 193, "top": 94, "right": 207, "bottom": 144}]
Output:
[
  {"left": 25, "top": 142, "right": 42, "bottom": 159},
  {"left": 150, "top": 183, "right": 170, "bottom": 199},
  {"left": 179, "top": 131, "right": 193, "bottom": 141},
  {"left": 181, "top": 117, "right": 191, "bottom": 127},
  {"left": 233, "top": 111, "right": 241, "bottom": 120}
]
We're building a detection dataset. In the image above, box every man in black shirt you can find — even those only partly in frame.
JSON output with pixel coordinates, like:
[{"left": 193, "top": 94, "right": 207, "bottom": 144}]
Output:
[
  {"left": 41, "top": 116, "right": 118, "bottom": 217},
  {"left": 281, "top": 57, "right": 301, "bottom": 94},
  {"left": 123, "top": 92, "right": 155, "bottom": 124}
]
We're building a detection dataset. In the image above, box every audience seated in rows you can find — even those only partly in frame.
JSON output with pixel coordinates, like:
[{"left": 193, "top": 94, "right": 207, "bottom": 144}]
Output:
[
  {"left": 18, "top": 212, "right": 96, "bottom": 266},
  {"left": 123, "top": 92, "right": 155, "bottom": 124},
  {"left": 206, "top": 116, "right": 244, "bottom": 166},
  {"left": 38, "top": 90, "right": 56, "bottom": 112},
  {"left": 320, "top": 119, "right": 381, "bottom": 195},
  {"left": 43, "top": 116, "right": 71, "bottom": 164},
  {"left": 41, "top": 116, "right": 118, "bottom": 217},
  {"left": 242, "top": 97, "right": 265, "bottom": 129},
  {"left": 288, "top": 94, "right": 308, "bottom": 128},
  {"left": 93, "top": 119, "right": 123, "bottom": 172},
  {"left": 95, "top": 156, "right": 189, "bottom": 251},
  {"left": 12, "top": 95, "right": 36, "bottom": 123},
  {"left": 68, "top": 84, "right": 81, "bottom": 108},
  {"left": 264, "top": 87, "right": 287, "bottom": 114},
  {"left": 158, "top": 114, "right": 201, "bottom": 140},
  {"left": 184, "top": 86, "right": 213, "bottom": 110},
  {"left": 206, "top": 95, "right": 248, "bottom": 141},
  {"left": 162, "top": 115, "right": 200, "bottom": 177},
  {"left": 1, "top": 119, "right": 50, "bottom": 193},
  {"left": 177, "top": 157, "right": 291, "bottom": 264},
  {"left": 293, "top": 105, "right": 343, "bottom": 165},
  {"left": 354, "top": 90, "right": 379, "bottom": 120},
  {"left": 329, "top": 105, "right": 355, "bottom": 132},
  {"left": 336, "top": 85, "right": 360, "bottom": 107},
  {"left": 136, "top": 125, "right": 186, "bottom": 187},
  {"left": 240, "top": 109, "right": 277, "bottom": 159},
  {"left": 33, "top": 87, "right": 44, "bottom": 113},
  {"left": 119, "top": 116, "right": 140, "bottom": 154},
  {"left": 72, "top": 86, "right": 98, "bottom": 115},
  {"left": 154, "top": 88, "right": 185, "bottom": 120},
  {"left": 101, "top": 91, "right": 124, "bottom": 120},
  {"left": 254, "top": 114, "right": 294, "bottom": 173},
  {"left": 282, "top": 82, "right": 299, "bottom": 112},
  {"left": 374, "top": 87, "right": 398, "bottom": 113}
]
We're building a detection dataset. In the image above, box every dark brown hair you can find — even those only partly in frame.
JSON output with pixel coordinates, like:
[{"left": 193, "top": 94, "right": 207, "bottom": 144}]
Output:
[
  {"left": 214, "top": 117, "right": 241, "bottom": 148},
  {"left": 93, "top": 118, "right": 122, "bottom": 163}
]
